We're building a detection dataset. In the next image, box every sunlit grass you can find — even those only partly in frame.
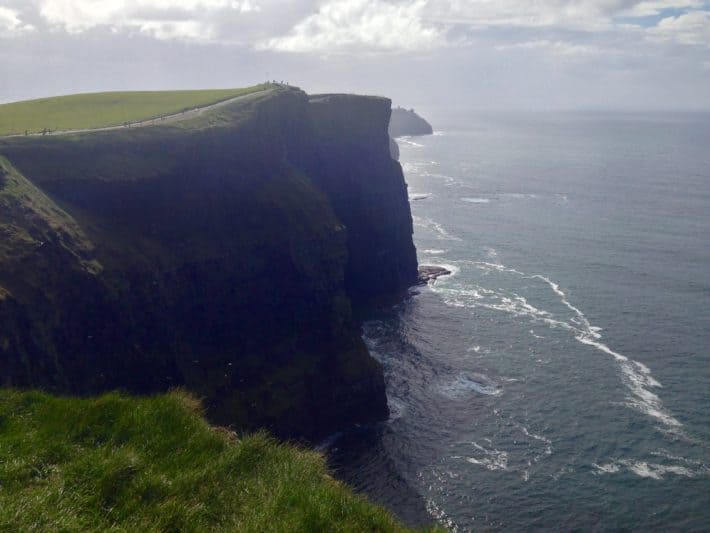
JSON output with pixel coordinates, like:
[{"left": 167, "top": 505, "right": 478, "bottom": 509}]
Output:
[
  {"left": 0, "top": 389, "right": 434, "bottom": 532},
  {"left": 0, "top": 85, "right": 269, "bottom": 136}
]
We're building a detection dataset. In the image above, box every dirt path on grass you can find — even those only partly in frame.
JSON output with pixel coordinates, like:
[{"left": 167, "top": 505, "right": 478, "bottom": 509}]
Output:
[{"left": 0, "top": 88, "right": 274, "bottom": 139}]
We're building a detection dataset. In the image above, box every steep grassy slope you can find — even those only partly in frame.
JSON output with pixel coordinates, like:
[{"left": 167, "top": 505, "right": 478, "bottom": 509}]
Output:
[
  {"left": 0, "top": 85, "right": 268, "bottom": 136},
  {"left": 0, "top": 389, "right": 428, "bottom": 532}
]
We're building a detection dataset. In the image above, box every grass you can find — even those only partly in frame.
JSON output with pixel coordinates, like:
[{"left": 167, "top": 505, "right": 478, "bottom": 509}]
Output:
[
  {"left": 0, "top": 156, "right": 100, "bottom": 273},
  {"left": 0, "top": 85, "right": 270, "bottom": 136},
  {"left": 0, "top": 389, "right": 432, "bottom": 532}
]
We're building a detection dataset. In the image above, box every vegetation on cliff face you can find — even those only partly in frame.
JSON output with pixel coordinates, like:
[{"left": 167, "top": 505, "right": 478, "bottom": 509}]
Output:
[
  {"left": 0, "top": 156, "right": 99, "bottom": 273},
  {"left": 0, "top": 85, "right": 268, "bottom": 136},
  {"left": 0, "top": 389, "right": 429, "bottom": 532}
]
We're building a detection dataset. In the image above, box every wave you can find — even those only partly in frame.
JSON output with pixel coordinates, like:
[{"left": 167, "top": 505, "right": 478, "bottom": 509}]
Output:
[
  {"left": 431, "top": 259, "right": 683, "bottom": 431},
  {"left": 415, "top": 170, "right": 461, "bottom": 186},
  {"left": 425, "top": 498, "right": 460, "bottom": 532},
  {"left": 592, "top": 458, "right": 707, "bottom": 480},
  {"left": 461, "top": 197, "right": 491, "bottom": 204},
  {"left": 515, "top": 422, "right": 553, "bottom": 457},
  {"left": 528, "top": 273, "right": 680, "bottom": 429},
  {"left": 387, "top": 396, "right": 407, "bottom": 421},
  {"left": 400, "top": 160, "right": 438, "bottom": 175},
  {"left": 465, "top": 442, "right": 509, "bottom": 471},
  {"left": 501, "top": 193, "right": 538, "bottom": 200},
  {"left": 529, "top": 329, "right": 545, "bottom": 339},
  {"left": 439, "top": 373, "right": 501, "bottom": 398},
  {"left": 412, "top": 216, "right": 461, "bottom": 241},
  {"left": 451, "top": 419, "right": 553, "bottom": 480},
  {"left": 398, "top": 137, "right": 425, "bottom": 147},
  {"left": 422, "top": 248, "right": 447, "bottom": 255}
]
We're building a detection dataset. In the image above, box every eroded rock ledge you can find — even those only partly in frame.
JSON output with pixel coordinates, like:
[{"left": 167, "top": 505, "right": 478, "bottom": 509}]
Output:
[{"left": 418, "top": 265, "right": 452, "bottom": 284}]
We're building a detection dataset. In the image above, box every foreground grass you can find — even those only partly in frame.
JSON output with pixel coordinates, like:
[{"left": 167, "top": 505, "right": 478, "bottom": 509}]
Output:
[
  {"left": 0, "top": 85, "right": 268, "bottom": 136},
  {"left": 0, "top": 389, "right": 426, "bottom": 532}
]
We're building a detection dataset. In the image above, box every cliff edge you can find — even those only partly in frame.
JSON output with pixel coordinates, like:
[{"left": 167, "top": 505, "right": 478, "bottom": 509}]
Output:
[{"left": 0, "top": 85, "right": 418, "bottom": 441}]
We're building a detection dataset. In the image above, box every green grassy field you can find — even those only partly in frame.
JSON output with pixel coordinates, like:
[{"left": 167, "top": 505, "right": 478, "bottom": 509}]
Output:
[
  {"left": 0, "top": 85, "right": 269, "bottom": 136},
  {"left": 0, "top": 389, "right": 432, "bottom": 532}
]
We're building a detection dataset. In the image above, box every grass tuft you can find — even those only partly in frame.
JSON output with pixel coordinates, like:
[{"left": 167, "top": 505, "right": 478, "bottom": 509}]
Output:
[{"left": 0, "top": 389, "right": 433, "bottom": 532}]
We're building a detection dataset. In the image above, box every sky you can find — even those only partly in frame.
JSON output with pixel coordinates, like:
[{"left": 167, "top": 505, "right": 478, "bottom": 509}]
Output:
[{"left": 1, "top": 0, "right": 709, "bottom": 112}]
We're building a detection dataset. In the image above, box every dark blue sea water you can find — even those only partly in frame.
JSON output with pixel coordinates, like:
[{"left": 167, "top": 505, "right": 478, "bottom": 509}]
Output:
[{"left": 326, "top": 112, "right": 710, "bottom": 531}]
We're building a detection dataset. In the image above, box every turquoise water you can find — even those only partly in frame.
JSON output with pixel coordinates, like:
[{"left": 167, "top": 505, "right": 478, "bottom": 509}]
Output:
[{"left": 327, "top": 112, "right": 710, "bottom": 531}]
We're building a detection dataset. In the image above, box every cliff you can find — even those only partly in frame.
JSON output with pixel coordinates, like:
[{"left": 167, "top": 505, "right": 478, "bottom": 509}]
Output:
[
  {"left": 306, "top": 95, "right": 418, "bottom": 309},
  {"left": 388, "top": 107, "right": 433, "bottom": 138},
  {"left": 0, "top": 86, "right": 418, "bottom": 441}
]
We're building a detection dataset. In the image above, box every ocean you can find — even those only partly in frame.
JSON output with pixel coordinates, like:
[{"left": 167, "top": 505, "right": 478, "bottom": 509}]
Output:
[{"left": 326, "top": 111, "right": 710, "bottom": 531}]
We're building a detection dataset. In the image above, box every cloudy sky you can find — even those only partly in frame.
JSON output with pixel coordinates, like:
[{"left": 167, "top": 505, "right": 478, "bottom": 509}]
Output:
[{"left": 1, "top": 0, "right": 709, "bottom": 112}]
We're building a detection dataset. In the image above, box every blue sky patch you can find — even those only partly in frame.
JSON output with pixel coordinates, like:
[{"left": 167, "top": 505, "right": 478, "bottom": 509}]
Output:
[{"left": 615, "top": 5, "right": 708, "bottom": 27}]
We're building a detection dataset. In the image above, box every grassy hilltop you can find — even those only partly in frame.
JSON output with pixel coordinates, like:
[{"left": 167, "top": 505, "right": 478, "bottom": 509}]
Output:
[
  {"left": 0, "top": 389, "right": 427, "bottom": 532},
  {"left": 0, "top": 85, "right": 268, "bottom": 136}
]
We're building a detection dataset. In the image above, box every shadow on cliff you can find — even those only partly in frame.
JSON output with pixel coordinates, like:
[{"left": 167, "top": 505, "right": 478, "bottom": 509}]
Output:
[{"left": 0, "top": 86, "right": 418, "bottom": 442}]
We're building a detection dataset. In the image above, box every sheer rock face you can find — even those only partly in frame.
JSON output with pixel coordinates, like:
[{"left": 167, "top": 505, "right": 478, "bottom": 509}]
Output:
[
  {"left": 389, "top": 137, "right": 400, "bottom": 161},
  {"left": 0, "top": 87, "right": 418, "bottom": 441},
  {"left": 305, "top": 94, "right": 419, "bottom": 310}
]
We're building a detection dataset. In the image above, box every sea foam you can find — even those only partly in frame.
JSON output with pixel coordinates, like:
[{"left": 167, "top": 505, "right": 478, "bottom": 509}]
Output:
[
  {"left": 430, "top": 259, "right": 683, "bottom": 431},
  {"left": 592, "top": 459, "right": 704, "bottom": 480}
]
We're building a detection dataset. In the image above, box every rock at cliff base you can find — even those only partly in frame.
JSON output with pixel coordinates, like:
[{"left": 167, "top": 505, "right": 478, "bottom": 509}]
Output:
[{"left": 418, "top": 265, "right": 452, "bottom": 284}]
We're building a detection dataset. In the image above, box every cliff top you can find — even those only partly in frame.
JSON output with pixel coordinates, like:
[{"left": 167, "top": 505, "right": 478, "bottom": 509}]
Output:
[{"left": 0, "top": 84, "right": 271, "bottom": 137}]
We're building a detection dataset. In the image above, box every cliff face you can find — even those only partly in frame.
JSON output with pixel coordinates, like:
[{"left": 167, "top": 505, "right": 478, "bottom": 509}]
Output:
[
  {"left": 305, "top": 95, "right": 418, "bottom": 309},
  {"left": 0, "top": 87, "right": 417, "bottom": 440}
]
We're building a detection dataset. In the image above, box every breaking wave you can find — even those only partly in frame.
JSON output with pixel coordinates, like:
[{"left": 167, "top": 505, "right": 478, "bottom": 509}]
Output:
[{"left": 431, "top": 260, "right": 683, "bottom": 430}]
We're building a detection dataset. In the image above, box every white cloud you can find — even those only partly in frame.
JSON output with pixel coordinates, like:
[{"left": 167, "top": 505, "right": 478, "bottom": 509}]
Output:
[
  {"left": 260, "top": 0, "right": 442, "bottom": 53},
  {"left": 39, "top": 0, "right": 258, "bottom": 40},
  {"left": 0, "top": 5, "right": 34, "bottom": 35},
  {"left": 259, "top": 0, "right": 710, "bottom": 55},
  {"left": 647, "top": 9, "right": 710, "bottom": 45},
  {"left": 424, "top": 0, "right": 628, "bottom": 31},
  {"left": 496, "top": 39, "right": 604, "bottom": 57},
  {"left": 6, "top": 0, "right": 710, "bottom": 56}
]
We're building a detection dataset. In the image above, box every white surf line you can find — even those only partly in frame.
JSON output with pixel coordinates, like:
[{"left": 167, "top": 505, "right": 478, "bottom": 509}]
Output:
[
  {"left": 593, "top": 448, "right": 709, "bottom": 479},
  {"left": 456, "top": 261, "right": 683, "bottom": 430},
  {"left": 592, "top": 459, "right": 703, "bottom": 480},
  {"left": 528, "top": 273, "right": 680, "bottom": 429},
  {"left": 412, "top": 216, "right": 462, "bottom": 241}
]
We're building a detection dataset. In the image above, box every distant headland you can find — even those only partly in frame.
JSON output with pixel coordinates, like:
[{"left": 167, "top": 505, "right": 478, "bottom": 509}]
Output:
[
  {"left": 388, "top": 107, "right": 433, "bottom": 160},
  {"left": 389, "top": 107, "right": 433, "bottom": 138}
]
